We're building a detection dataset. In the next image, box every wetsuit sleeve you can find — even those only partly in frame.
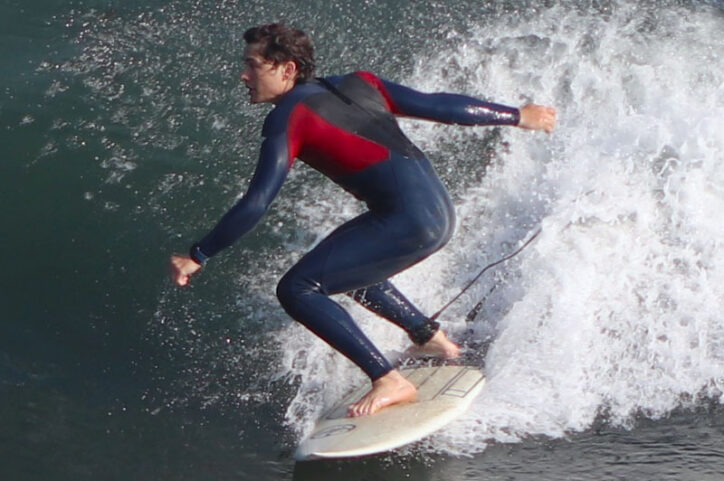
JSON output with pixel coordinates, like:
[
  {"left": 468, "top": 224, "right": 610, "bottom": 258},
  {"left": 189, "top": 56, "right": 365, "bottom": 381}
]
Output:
[
  {"left": 359, "top": 72, "right": 520, "bottom": 126},
  {"left": 189, "top": 133, "right": 290, "bottom": 263}
]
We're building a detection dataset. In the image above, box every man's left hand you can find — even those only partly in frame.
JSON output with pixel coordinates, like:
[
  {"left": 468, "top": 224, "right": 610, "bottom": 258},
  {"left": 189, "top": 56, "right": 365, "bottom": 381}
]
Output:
[{"left": 518, "top": 104, "right": 557, "bottom": 133}]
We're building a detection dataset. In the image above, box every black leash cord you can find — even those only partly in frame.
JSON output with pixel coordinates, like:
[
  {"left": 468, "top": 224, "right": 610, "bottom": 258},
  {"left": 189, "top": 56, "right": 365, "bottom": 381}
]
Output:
[{"left": 429, "top": 228, "right": 542, "bottom": 322}]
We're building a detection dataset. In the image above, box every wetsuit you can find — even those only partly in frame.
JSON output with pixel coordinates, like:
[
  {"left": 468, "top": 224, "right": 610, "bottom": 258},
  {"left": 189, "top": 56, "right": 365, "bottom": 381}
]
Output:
[{"left": 189, "top": 71, "right": 520, "bottom": 380}]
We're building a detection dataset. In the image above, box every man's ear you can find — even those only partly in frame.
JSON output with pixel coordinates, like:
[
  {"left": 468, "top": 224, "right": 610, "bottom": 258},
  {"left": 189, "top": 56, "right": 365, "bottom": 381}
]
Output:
[{"left": 283, "top": 60, "right": 298, "bottom": 81}]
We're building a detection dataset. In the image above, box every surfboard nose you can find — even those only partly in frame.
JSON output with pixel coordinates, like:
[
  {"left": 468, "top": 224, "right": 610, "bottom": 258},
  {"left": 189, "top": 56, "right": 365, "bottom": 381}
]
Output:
[{"left": 294, "top": 366, "right": 485, "bottom": 461}]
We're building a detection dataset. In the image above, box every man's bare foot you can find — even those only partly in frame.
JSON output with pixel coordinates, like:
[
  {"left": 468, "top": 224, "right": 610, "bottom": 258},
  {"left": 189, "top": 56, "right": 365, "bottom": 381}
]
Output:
[
  {"left": 347, "top": 370, "right": 417, "bottom": 417},
  {"left": 406, "top": 330, "right": 461, "bottom": 359}
]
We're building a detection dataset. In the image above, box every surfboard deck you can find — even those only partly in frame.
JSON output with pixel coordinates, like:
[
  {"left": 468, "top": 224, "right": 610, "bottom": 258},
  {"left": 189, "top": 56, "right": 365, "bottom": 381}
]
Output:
[{"left": 294, "top": 365, "right": 485, "bottom": 461}]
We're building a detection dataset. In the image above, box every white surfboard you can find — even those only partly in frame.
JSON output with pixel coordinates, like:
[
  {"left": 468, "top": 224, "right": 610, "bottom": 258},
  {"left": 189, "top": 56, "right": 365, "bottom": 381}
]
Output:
[{"left": 294, "top": 365, "right": 485, "bottom": 461}]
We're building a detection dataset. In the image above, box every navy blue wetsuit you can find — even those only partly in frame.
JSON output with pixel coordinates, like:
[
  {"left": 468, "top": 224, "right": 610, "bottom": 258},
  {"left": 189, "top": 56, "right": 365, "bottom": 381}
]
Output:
[{"left": 189, "top": 72, "right": 519, "bottom": 380}]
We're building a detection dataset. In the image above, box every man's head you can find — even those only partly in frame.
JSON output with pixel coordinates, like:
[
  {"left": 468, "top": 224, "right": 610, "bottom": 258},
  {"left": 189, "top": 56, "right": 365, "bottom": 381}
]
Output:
[{"left": 240, "top": 24, "right": 315, "bottom": 104}]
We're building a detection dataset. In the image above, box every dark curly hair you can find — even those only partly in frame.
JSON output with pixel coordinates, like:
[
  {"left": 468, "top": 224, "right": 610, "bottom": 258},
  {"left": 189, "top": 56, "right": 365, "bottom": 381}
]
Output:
[{"left": 243, "top": 23, "right": 315, "bottom": 83}]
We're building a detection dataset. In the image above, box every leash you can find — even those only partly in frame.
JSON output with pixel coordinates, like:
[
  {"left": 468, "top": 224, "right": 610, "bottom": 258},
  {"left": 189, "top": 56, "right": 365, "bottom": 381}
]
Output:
[{"left": 429, "top": 228, "right": 542, "bottom": 322}]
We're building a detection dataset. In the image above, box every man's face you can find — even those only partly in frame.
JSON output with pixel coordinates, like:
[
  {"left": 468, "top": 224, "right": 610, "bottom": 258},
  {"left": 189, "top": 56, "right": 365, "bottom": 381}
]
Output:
[{"left": 240, "top": 44, "right": 291, "bottom": 104}]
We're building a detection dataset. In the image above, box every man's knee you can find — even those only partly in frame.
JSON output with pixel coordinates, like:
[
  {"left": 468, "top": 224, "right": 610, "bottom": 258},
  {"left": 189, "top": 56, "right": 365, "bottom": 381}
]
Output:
[
  {"left": 408, "top": 218, "right": 453, "bottom": 256},
  {"left": 276, "top": 267, "right": 322, "bottom": 314},
  {"left": 276, "top": 269, "right": 297, "bottom": 311}
]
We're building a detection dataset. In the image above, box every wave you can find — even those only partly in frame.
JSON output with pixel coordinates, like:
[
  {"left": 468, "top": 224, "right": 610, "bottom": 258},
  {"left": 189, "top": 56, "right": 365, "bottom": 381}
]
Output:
[{"left": 277, "top": 1, "right": 724, "bottom": 456}]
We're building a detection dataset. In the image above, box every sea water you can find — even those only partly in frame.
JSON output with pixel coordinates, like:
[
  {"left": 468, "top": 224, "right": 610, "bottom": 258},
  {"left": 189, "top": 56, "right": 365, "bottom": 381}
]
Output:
[{"left": 2, "top": 0, "right": 724, "bottom": 479}]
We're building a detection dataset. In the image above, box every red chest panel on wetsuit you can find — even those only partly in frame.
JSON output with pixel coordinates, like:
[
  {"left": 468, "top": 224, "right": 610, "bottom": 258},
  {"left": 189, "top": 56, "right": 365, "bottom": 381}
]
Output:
[{"left": 286, "top": 103, "right": 390, "bottom": 178}]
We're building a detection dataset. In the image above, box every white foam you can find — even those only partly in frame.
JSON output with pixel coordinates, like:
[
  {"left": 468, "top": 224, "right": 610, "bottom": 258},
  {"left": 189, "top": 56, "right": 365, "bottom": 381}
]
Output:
[{"left": 275, "top": 2, "right": 724, "bottom": 455}]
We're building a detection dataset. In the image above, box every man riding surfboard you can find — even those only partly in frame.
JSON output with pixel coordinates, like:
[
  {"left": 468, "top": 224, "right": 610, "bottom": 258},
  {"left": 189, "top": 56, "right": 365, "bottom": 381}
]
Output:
[{"left": 170, "top": 23, "right": 556, "bottom": 417}]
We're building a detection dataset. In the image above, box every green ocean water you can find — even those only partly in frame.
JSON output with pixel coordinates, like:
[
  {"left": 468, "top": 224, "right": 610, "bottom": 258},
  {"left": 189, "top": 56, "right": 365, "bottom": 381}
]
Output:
[{"left": 3, "top": 0, "right": 724, "bottom": 479}]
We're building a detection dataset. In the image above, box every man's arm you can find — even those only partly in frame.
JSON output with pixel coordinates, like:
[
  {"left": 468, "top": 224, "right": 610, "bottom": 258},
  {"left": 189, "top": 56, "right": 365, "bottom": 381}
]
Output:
[
  {"left": 358, "top": 72, "right": 556, "bottom": 132},
  {"left": 170, "top": 133, "right": 291, "bottom": 286}
]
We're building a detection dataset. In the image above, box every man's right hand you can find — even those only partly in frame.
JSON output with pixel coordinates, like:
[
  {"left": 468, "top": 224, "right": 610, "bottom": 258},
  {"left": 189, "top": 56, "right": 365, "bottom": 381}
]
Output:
[{"left": 170, "top": 255, "right": 202, "bottom": 287}]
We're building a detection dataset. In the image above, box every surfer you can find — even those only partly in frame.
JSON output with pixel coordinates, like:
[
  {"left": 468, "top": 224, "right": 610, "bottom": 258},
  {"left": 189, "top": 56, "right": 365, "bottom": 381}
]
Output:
[{"left": 170, "top": 23, "right": 556, "bottom": 417}]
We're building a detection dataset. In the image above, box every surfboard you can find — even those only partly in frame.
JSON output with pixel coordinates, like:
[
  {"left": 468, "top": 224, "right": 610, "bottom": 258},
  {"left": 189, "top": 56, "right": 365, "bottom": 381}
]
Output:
[{"left": 294, "top": 365, "right": 485, "bottom": 461}]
